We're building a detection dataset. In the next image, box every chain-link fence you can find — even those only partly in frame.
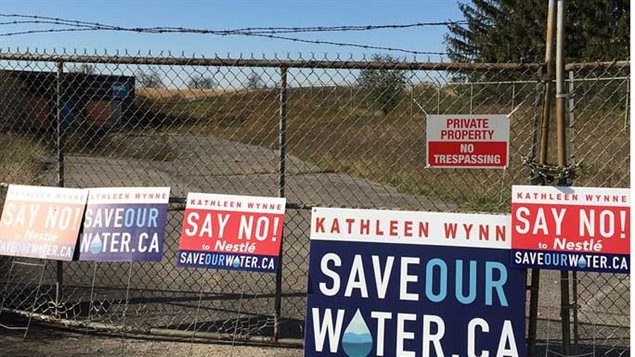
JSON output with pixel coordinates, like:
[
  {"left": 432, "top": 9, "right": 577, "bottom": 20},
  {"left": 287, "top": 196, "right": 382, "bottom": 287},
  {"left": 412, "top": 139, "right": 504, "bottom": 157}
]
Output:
[{"left": 0, "top": 50, "right": 629, "bottom": 355}]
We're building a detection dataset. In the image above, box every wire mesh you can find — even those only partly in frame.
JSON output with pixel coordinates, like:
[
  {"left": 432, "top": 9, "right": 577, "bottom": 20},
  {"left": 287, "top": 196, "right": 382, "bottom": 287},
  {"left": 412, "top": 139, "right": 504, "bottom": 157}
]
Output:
[{"left": 0, "top": 50, "right": 629, "bottom": 354}]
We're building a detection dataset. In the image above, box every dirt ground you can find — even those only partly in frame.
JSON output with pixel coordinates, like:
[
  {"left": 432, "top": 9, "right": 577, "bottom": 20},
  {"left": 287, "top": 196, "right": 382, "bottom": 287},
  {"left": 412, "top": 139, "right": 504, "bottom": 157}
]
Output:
[
  {"left": 1, "top": 319, "right": 627, "bottom": 357},
  {"left": 0, "top": 320, "right": 302, "bottom": 357}
]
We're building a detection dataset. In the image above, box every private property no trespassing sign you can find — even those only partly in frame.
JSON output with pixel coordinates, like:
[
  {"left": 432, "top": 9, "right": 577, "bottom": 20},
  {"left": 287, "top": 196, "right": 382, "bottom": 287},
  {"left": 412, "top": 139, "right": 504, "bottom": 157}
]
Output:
[{"left": 426, "top": 114, "right": 510, "bottom": 169}]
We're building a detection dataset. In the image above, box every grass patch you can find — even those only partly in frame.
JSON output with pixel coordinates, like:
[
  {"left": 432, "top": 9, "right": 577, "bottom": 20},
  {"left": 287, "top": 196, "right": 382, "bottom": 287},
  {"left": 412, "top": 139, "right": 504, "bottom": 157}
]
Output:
[
  {"left": 465, "top": 194, "right": 509, "bottom": 213},
  {"left": 0, "top": 133, "right": 48, "bottom": 185},
  {"left": 133, "top": 82, "right": 629, "bottom": 212}
]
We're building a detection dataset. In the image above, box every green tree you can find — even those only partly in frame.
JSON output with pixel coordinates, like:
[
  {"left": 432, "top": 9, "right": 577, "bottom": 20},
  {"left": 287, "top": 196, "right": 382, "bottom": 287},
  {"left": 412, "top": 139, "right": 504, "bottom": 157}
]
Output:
[
  {"left": 69, "top": 64, "right": 96, "bottom": 75},
  {"left": 137, "top": 68, "right": 165, "bottom": 88},
  {"left": 244, "top": 71, "right": 265, "bottom": 89},
  {"left": 445, "top": 0, "right": 629, "bottom": 62},
  {"left": 188, "top": 75, "right": 216, "bottom": 89},
  {"left": 357, "top": 54, "right": 407, "bottom": 116}
]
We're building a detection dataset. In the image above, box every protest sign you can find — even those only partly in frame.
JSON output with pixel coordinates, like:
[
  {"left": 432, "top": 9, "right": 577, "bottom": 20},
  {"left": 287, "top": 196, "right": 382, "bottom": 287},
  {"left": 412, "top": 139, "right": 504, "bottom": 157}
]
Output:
[
  {"left": 76, "top": 187, "right": 170, "bottom": 262},
  {"left": 511, "top": 185, "right": 630, "bottom": 273},
  {"left": 176, "top": 193, "right": 286, "bottom": 272},
  {"left": 426, "top": 114, "right": 510, "bottom": 168},
  {"left": 305, "top": 207, "right": 525, "bottom": 357},
  {"left": 0, "top": 184, "right": 87, "bottom": 261}
]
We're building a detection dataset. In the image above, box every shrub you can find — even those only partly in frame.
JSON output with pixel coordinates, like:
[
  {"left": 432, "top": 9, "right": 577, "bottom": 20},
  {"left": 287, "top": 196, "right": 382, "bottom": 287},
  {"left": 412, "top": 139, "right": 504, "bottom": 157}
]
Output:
[{"left": 357, "top": 54, "right": 407, "bottom": 116}]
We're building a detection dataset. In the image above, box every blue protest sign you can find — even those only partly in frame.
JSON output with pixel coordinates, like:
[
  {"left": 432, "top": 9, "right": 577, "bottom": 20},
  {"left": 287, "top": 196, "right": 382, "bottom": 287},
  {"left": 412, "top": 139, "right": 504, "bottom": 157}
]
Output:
[
  {"left": 304, "top": 208, "right": 525, "bottom": 357},
  {"left": 112, "top": 82, "right": 130, "bottom": 99},
  {"left": 76, "top": 187, "right": 170, "bottom": 262}
]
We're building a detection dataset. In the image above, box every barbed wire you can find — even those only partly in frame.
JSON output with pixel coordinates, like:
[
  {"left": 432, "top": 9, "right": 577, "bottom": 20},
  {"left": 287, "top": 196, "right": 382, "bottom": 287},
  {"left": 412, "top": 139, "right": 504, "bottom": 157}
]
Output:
[
  {"left": 230, "top": 32, "right": 450, "bottom": 56},
  {"left": 0, "top": 28, "right": 98, "bottom": 37},
  {"left": 0, "top": 13, "right": 459, "bottom": 56},
  {"left": 0, "top": 14, "right": 119, "bottom": 29},
  {"left": 0, "top": 14, "right": 467, "bottom": 34}
]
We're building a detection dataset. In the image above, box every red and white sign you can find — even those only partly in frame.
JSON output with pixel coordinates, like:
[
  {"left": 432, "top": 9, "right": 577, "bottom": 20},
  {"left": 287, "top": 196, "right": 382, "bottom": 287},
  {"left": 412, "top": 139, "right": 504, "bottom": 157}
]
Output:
[
  {"left": 426, "top": 114, "right": 510, "bottom": 168},
  {"left": 311, "top": 207, "right": 511, "bottom": 249},
  {"left": 176, "top": 193, "right": 286, "bottom": 272},
  {"left": 511, "top": 185, "right": 630, "bottom": 273},
  {"left": 0, "top": 185, "right": 88, "bottom": 261}
]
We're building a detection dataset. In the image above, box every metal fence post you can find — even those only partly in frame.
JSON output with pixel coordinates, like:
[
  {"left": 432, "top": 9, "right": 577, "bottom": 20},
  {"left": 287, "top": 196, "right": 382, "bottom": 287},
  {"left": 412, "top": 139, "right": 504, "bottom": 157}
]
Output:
[
  {"left": 437, "top": 86, "right": 440, "bottom": 114},
  {"left": 555, "top": 1, "right": 572, "bottom": 354},
  {"left": 568, "top": 70, "right": 577, "bottom": 165},
  {"left": 56, "top": 61, "right": 65, "bottom": 187},
  {"left": 469, "top": 83, "right": 474, "bottom": 114},
  {"left": 410, "top": 81, "right": 413, "bottom": 118},
  {"left": 511, "top": 83, "right": 516, "bottom": 113},
  {"left": 625, "top": 74, "right": 630, "bottom": 128},
  {"left": 55, "top": 61, "right": 65, "bottom": 315},
  {"left": 567, "top": 69, "right": 579, "bottom": 353},
  {"left": 529, "top": 67, "right": 543, "bottom": 162},
  {"left": 273, "top": 66, "right": 288, "bottom": 341},
  {"left": 526, "top": 69, "right": 543, "bottom": 356},
  {"left": 528, "top": 1, "right": 556, "bottom": 354}
]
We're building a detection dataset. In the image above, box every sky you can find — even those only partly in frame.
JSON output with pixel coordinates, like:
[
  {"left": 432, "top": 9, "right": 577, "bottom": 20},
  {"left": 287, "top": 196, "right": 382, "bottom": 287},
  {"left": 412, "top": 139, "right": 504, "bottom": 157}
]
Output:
[{"left": 0, "top": 0, "right": 463, "bottom": 60}]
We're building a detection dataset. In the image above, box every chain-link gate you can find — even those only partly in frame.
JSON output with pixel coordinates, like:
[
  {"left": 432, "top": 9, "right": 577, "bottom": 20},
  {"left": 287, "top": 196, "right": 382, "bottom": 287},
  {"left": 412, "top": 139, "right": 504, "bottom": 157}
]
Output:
[{"left": 0, "top": 50, "right": 629, "bottom": 355}]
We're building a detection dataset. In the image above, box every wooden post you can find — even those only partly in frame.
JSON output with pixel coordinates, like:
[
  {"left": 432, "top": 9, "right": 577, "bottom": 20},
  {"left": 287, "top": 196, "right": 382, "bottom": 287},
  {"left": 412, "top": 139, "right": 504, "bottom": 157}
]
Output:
[{"left": 527, "top": 2, "right": 556, "bottom": 356}]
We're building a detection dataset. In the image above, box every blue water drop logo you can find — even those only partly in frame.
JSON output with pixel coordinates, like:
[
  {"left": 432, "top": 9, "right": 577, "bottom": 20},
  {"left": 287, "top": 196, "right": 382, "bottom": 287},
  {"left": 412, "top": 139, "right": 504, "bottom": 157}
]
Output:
[
  {"left": 578, "top": 256, "right": 587, "bottom": 269},
  {"left": 89, "top": 237, "right": 102, "bottom": 254},
  {"left": 341, "top": 309, "right": 373, "bottom": 357},
  {"left": 232, "top": 258, "right": 241, "bottom": 268}
]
